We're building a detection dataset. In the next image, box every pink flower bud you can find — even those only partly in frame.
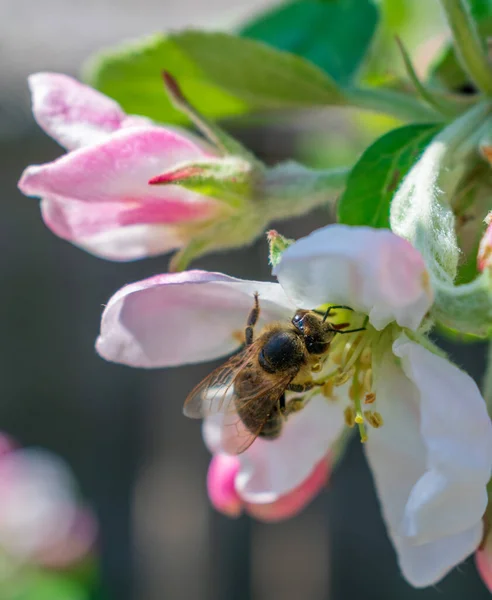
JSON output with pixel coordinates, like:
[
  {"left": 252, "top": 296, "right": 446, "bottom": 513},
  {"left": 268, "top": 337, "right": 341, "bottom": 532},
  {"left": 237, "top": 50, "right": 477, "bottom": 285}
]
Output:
[
  {"left": 476, "top": 523, "right": 492, "bottom": 592},
  {"left": 207, "top": 453, "right": 330, "bottom": 522},
  {"left": 207, "top": 454, "right": 242, "bottom": 518},
  {"left": 478, "top": 213, "right": 492, "bottom": 272}
]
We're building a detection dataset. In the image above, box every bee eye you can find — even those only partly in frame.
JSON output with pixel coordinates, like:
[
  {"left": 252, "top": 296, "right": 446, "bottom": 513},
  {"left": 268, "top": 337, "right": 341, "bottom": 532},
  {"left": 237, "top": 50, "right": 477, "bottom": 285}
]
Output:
[{"left": 292, "top": 312, "right": 305, "bottom": 329}]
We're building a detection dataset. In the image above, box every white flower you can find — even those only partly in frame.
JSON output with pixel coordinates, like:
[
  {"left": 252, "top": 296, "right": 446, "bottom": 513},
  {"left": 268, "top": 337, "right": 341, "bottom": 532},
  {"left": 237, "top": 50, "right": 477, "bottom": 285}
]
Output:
[{"left": 97, "top": 224, "right": 492, "bottom": 587}]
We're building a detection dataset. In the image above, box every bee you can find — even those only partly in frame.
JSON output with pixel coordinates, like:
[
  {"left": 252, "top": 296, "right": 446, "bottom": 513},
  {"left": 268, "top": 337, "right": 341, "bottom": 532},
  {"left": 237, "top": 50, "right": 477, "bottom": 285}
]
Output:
[{"left": 183, "top": 294, "right": 364, "bottom": 454}]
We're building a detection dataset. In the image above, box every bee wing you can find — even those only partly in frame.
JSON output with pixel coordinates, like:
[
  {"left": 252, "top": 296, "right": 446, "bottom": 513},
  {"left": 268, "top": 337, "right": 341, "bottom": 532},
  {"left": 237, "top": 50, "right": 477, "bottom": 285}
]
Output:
[
  {"left": 184, "top": 344, "right": 294, "bottom": 455},
  {"left": 183, "top": 346, "right": 256, "bottom": 419}
]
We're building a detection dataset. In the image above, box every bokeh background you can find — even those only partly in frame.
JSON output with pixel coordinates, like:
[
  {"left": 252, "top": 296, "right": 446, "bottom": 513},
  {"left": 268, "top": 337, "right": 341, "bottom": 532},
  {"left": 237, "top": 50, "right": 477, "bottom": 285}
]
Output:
[{"left": 1, "top": 0, "right": 491, "bottom": 598}]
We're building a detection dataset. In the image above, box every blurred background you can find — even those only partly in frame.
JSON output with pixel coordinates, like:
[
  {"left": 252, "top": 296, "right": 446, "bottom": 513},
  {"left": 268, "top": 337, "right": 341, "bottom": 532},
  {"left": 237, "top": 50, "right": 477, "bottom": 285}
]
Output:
[{"left": 1, "top": 0, "right": 491, "bottom": 598}]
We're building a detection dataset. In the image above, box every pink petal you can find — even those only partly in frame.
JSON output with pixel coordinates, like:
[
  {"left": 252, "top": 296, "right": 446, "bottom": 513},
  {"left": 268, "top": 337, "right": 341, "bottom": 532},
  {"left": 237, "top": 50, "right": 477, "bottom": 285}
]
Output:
[
  {"left": 96, "top": 272, "right": 293, "bottom": 368},
  {"left": 29, "top": 72, "right": 128, "bottom": 150},
  {"left": 206, "top": 453, "right": 329, "bottom": 522},
  {"left": 245, "top": 457, "right": 329, "bottom": 522},
  {"left": 274, "top": 225, "right": 432, "bottom": 331},
  {"left": 42, "top": 197, "right": 183, "bottom": 260},
  {"left": 19, "top": 126, "right": 216, "bottom": 214},
  {"left": 207, "top": 455, "right": 243, "bottom": 518},
  {"left": 35, "top": 506, "right": 97, "bottom": 568},
  {"left": 476, "top": 533, "right": 492, "bottom": 593},
  {"left": 478, "top": 215, "right": 492, "bottom": 272}
]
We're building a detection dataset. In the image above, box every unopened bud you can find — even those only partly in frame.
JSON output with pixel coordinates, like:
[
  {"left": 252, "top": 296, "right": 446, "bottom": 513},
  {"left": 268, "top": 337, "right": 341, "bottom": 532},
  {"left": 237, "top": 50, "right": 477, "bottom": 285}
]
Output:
[
  {"left": 478, "top": 212, "right": 492, "bottom": 272},
  {"left": 267, "top": 230, "right": 294, "bottom": 267}
]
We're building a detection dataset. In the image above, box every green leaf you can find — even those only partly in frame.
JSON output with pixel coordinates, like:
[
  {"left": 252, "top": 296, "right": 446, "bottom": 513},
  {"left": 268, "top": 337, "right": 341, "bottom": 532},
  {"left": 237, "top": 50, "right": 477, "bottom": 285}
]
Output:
[
  {"left": 240, "top": 0, "right": 379, "bottom": 85},
  {"left": 337, "top": 124, "right": 439, "bottom": 228},
  {"left": 11, "top": 572, "right": 88, "bottom": 600},
  {"left": 85, "top": 31, "right": 344, "bottom": 124},
  {"left": 429, "top": 0, "right": 492, "bottom": 92}
]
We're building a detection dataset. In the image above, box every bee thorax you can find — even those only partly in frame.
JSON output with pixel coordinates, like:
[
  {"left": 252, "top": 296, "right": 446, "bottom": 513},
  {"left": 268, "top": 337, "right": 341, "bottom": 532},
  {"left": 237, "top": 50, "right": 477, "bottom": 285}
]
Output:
[{"left": 258, "top": 330, "right": 304, "bottom": 374}]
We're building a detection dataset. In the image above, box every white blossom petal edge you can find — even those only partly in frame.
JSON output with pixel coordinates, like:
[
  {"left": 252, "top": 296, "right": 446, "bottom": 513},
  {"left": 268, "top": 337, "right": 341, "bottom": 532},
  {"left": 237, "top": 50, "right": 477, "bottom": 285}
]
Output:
[
  {"left": 365, "top": 335, "right": 492, "bottom": 587},
  {"left": 273, "top": 224, "right": 433, "bottom": 330}
]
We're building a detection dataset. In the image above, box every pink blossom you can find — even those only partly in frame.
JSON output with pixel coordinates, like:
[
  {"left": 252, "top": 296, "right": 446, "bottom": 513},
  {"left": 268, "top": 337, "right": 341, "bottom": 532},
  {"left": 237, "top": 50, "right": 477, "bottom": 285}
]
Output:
[
  {"left": 18, "top": 73, "right": 224, "bottom": 261},
  {"left": 0, "top": 437, "right": 97, "bottom": 567},
  {"left": 207, "top": 453, "right": 329, "bottom": 521},
  {"left": 476, "top": 528, "right": 492, "bottom": 593},
  {"left": 478, "top": 212, "right": 492, "bottom": 272},
  {"left": 97, "top": 224, "right": 492, "bottom": 587}
]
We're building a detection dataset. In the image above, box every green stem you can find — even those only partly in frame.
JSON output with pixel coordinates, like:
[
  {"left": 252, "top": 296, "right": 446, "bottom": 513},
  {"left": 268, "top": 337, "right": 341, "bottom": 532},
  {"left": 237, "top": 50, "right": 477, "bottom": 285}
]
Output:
[
  {"left": 395, "top": 36, "right": 456, "bottom": 117},
  {"left": 343, "top": 87, "right": 444, "bottom": 123},
  {"left": 262, "top": 163, "right": 350, "bottom": 220},
  {"left": 440, "top": 0, "right": 492, "bottom": 95}
]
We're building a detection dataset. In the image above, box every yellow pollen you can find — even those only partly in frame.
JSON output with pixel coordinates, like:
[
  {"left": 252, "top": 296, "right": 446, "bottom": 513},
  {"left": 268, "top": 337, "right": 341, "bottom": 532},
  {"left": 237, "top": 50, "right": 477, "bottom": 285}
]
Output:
[
  {"left": 354, "top": 413, "right": 364, "bottom": 425},
  {"left": 364, "top": 392, "right": 376, "bottom": 404},
  {"left": 311, "top": 362, "right": 322, "bottom": 373},
  {"left": 361, "top": 435, "right": 368, "bottom": 443},
  {"left": 344, "top": 406, "right": 355, "bottom": 427},
  {"left": 360, "top": 347, "right": 372, "bottom": 367}
]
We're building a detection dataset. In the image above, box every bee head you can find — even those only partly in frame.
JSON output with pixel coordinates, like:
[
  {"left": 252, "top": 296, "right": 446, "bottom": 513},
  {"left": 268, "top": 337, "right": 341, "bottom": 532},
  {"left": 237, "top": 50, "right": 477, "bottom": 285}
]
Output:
[{"left": 292, "top": 310, "right": 336, "bottom": 355}]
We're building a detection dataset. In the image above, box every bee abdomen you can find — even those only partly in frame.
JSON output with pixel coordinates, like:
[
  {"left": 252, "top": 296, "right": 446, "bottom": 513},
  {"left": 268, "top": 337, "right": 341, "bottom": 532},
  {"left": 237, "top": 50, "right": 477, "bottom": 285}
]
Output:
[{"left": 258, "top": 409, "right": 283, "bottom": 439}]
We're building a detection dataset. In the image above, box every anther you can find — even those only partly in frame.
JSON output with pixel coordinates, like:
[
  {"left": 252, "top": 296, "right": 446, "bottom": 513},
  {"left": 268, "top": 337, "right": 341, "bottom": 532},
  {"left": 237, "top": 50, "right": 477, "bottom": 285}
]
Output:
[
  {"left": 373, "top": 412, "right": 384, "bottom": 427},
  {"left": 334, "top": 367, "right": 355, "bottom": 387},
  {"left": 311, "top": 362, "right": 322, "bottom": 373},
  {"left": 363, "top": 369, "right": 373, "bottom": 394},
  {"left": 360, "top": 347, "right": 372, "bottom": 367},
  {"left": 364, "top": 410, "right": 384, "bottom": 428},
  {"left": 344, "top": 406, "right": 355, "bottom": 427},
  {"left": 322, "top": 380, "right": 335, "bottom": 400},
  {"left": 331, "top": 351, "right": 343, "bottom": 366},
  {"left": 364, "top": 392, "right": 376, "bottom": 404}
]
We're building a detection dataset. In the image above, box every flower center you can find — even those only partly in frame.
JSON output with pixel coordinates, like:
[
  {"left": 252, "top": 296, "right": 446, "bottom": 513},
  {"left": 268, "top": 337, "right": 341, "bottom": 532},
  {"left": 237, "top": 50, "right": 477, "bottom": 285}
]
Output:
[{"left": 305, "top": 307, "right": 384, "bottom": 443}]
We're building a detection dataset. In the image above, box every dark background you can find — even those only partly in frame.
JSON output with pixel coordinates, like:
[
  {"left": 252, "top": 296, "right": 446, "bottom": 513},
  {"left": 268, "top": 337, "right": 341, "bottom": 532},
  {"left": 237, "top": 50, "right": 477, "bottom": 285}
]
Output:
[{"left": 1, "top": 0, "right": 491, "bottom": 598}]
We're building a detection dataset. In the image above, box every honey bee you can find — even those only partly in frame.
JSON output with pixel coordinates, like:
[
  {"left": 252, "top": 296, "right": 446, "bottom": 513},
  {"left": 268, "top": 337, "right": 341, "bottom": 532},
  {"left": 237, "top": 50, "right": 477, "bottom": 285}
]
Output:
[{"left": 183, "top": 293, "right": 364, "bottom": 454}]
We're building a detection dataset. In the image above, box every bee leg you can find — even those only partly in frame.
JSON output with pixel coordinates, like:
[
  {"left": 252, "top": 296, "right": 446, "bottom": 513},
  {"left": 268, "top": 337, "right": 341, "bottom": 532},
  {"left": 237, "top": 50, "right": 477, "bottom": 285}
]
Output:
[
  {"left": 245, "top": 292, "right": 260, "bottom": 346},
  {"left": 283, "top": 397, "right": 305, "bottom": 417}
]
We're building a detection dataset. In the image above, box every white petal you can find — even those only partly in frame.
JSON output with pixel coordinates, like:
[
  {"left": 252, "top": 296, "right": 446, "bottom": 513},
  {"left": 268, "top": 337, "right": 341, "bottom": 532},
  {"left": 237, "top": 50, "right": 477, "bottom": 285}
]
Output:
[
  {"left": 97, "top": 272, "right": 293, "bottom": 368},
  {"left": 393, "top": 335, "right": 492, "bottom": 543},
  {"left": 273, "top": 225, "right": 432, "bottom": 330},
  {"left": 395, "top": 524, "right": 483, "bottom": 588},
  {"left": 365, "top": 339, "right": 492, "bottom": 586},
  {"left": 234, "top": 396, "right": 344, "bottom": 502}
]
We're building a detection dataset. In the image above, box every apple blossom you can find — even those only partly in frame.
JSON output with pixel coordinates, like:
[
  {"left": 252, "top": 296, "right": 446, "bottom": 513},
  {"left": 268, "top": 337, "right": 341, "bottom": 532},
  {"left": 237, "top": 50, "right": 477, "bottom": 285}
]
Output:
[
  {"left": 96, "top": 224, "right": 492, "bottom": 587},
  {"left": 0, "top": 435, "right": 97, "bottom": 567},
  {"left": 17, "top": 73, "right": 347, "bottom": 269}
]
